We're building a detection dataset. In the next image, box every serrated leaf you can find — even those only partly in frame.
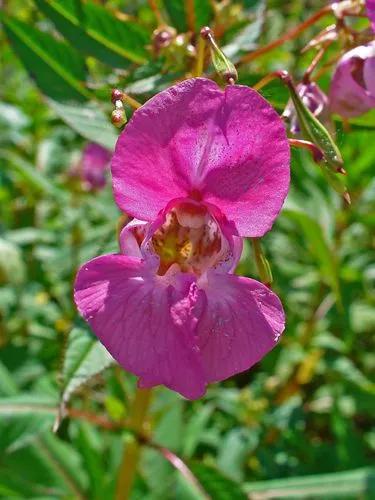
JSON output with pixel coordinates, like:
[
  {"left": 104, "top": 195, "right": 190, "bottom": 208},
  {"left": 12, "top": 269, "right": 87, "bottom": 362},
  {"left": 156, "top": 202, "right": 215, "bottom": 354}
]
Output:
[
  {"left": 47, "top": 99, "right": 118, "bottom": 150},
  {"left": 1, "top": 13, "right": 90, "bottom": 101},
  {"left": 60, "top": 327, "right": 114, "bottom": 408},
  {"left": 35, "top": 0, "right": 148, "bottom": 66}
]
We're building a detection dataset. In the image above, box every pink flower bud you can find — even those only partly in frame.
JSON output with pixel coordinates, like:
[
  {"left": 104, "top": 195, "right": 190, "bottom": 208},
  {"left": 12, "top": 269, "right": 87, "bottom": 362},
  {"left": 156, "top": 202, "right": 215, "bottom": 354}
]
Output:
[
  {"left": 329, "top": 42, "right": 375, "bottom": 118},
  {"left": 82, "top": 143, "right": 111, "bottom": 190}
]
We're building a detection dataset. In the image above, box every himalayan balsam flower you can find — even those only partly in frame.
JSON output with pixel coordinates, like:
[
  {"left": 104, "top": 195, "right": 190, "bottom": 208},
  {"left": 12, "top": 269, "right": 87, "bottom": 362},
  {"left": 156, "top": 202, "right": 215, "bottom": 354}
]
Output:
[
  {"left": 283, "top": 82, "right": 331, "bottom": 135},
  {"left": 74, "top": 78, "right": 290, "bottom": 399},
  {"left": 82, "top": 143, "right": 111, "bottom": 190},
  {"left": 329, "top": 42, "right": 375, "bottom": 118}
]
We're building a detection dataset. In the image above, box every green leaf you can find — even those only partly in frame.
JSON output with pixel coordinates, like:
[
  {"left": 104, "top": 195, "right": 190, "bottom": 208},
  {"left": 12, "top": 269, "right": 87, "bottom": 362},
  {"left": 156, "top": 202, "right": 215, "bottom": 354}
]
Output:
[
  {"left": 0, "top": 394, "right": 57, "bottom": 452},
  {"left": 193, "top": 0, "right": 213, "bottom": 30},
  {"left": 222, "top": 2, "right": 265, "bottom": 60},
  {"left": 244, "top": 467, "right": 375, "bottom": 498},
  {"left": 0, "top": 362, "right": 18, "bottom": 397},
  {"left": 283, "top": 209, "right": 341, "bottom": 305},
  {"left": 47, "top": 99, "right": 118, "bottom": 150},
  {"left": 1, "top": 13, "right": 90, "bottom": 101},
  {"left": 0, "top": 238, "right": 26, "bottom": 285},
  {"left": 0, "top": 150, "right": 67, "bottom": 199},
  {"left": 0, "top": 432, "right": 87, "bottom": 498},
  {"left": 183, "top": 404, "right": 214, "bottom": 458},
  {"left": 189, "top": 463, "right": 247, "bottom": 500},
  {"left": 164, "top": 0, "right": 187, "bottom": 32},
  {"left": 60, "top": 327, "right": 114, "bottom": 409},
  {"left": 35, "top": 0, "right": 148, "bottom": 66},
  {"left": 164, "top": 0, "right": 213, "bottom": 32}
]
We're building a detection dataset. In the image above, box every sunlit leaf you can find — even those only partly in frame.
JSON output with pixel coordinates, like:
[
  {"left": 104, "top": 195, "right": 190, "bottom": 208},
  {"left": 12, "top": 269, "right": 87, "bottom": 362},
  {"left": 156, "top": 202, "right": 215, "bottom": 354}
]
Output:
[
  {"left": 60, "top": 327, "right": 114, "bottom": 409},
  {"left": 244, "top": 467, "right": 375, "bottom": 498},
  {"left": 47, "top": 99, "right": 118, "bottom": 150},
  {"left": 35, "top": 0, "right": 148, "bottom": 66},
  {"left": 1, "top": 13, "right": 90, "bottom": 101}
]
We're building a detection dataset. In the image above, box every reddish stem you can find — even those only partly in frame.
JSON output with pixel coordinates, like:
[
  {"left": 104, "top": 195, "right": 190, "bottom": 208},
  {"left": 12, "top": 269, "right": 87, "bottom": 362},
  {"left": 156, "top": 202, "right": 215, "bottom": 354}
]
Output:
[
  {"left": 302, "top": 45, "right": 330, "bottom": 83},
  {"left": 150, "top": 444, "right": 209, "bottom": 499},
  {"left": 289, "top": 138, "right": 324, "bottom": 163},
  {"left": 240, "top": 5, "right": 332, "bottom": 64}
]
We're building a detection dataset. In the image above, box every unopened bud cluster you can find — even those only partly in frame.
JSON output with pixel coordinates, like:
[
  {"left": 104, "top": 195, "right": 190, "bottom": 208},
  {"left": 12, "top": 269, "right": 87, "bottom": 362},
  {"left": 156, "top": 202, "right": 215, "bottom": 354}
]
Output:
[{"left": 111, "top": 89, "right": 127, "bottom": 128}]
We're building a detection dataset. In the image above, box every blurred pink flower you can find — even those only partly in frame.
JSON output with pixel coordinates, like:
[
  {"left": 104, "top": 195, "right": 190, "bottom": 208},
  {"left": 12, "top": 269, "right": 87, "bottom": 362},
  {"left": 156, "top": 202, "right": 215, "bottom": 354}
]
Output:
[
  {"left": 366, "top": 0, "right": 375, "bottom": 31},
  {"left": 81, "top": 143, "right": 111, "bottom": 190},
  {"left": 329, "top": 42, "right": 375, "bottom": 118},
  {"left": 74, "top": 78, "right": 290, "bottom": 399},
  {"left": 283, "top": 82, "right": 331, "bottom": 134}
]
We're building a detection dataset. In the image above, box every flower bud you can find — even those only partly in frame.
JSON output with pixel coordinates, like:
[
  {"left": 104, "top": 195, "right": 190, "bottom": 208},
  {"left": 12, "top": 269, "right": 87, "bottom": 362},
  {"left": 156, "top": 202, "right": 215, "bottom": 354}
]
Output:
[
  {"left": 111, "top": 88, "right": 124, "bottom": 104},
  {"left": 152, "top": 26, "right": 176, "bottom": 53},
  {"left": 81, "top": 143, "right": 111, "bottom": 191},
  {"left": 111, "top": 109, "right": 127, "bottom": 128},
  {"left": 329, "top": 42, "right": 375, "bottom": 118}
]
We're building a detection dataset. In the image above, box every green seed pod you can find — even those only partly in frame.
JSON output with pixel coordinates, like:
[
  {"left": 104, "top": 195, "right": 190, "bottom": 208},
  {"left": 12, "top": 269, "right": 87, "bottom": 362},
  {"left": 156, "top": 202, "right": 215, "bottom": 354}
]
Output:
[{"left": 286, "top": 78, "right": 344, "bottom": 173}]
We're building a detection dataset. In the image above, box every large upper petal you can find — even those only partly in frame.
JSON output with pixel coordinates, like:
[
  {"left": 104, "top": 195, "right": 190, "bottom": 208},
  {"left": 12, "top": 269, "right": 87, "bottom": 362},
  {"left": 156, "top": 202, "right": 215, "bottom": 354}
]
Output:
[
  {"left": 112, "top": 78, "right": 290, "bottom": 237},
  {"left": 74, "top": 254, "right": 206, "bottom": 399},
  {"left": 196, "top": 271, "right": 285, "bottom": 383}
]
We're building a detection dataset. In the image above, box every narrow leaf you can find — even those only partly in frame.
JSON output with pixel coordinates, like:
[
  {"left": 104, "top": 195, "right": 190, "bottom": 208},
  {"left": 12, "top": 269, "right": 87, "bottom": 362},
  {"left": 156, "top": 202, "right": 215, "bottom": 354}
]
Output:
[
  {"left": 244, "top": 467, "right": 375, "bottom": 498},
  {"left": 283, "top": 209, "right": 341, "bottom": 304},
  {"left": 35, "top": 0, "right": 148, "bottom": 66},
  {"left": 0, "top": 394, "right": 57, "bottom": 452},
  {"left": 47, "top": 99, "right": 118, "bottom": 151},
  {"left": 60, "top": 327, "right": 114, "bottom": 408},
  {"left": 1, "top": 13, "right": 90, "bottom": 101},
  {"left": 190, "top": 463, "right": 247, "bottom": 500}
]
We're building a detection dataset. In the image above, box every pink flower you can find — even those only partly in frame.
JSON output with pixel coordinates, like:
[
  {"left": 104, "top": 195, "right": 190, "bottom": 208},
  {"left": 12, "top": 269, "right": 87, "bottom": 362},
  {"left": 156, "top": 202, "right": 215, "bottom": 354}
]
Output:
[
  {"left": 366, "top": 0, "right": 375, "bottom": 32},
  {"left": 283, "top": 82, "right": 331, "bottom": 135},
  {"left": 74, "top": 78, "right": 290, "bottom": 399},
  {"left": 81, "top": 143, "right": 111, "bottom": 190},
  {"left": 329, "top": 42, "right": 375, "bottom": 118}
]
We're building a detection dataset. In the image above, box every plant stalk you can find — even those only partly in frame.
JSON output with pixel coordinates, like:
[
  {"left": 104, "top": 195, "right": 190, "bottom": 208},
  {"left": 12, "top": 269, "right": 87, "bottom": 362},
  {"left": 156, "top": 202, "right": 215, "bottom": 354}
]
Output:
[{"left": 115, "top": 387, "right": 153, "bottom": 500}]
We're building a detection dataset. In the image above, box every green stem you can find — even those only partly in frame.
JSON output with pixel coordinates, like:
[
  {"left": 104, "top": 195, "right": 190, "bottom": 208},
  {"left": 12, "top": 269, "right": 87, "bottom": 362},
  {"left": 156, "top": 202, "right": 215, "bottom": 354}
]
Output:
[
  {"left": 193, "top": 35, "right": 206, "bottom": 77},
  {"left": 251, "top": 238, "right": 273, "bottom": 287},
  {"left": 115, "top": 388, "right": 153, "bottom": 500}
]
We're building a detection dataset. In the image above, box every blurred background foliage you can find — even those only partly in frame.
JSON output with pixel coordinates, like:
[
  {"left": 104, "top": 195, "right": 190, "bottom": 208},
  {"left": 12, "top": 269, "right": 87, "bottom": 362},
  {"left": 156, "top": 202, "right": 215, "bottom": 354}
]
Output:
[{"left": 0, "top": 0, "right": 374, "bottom": 498}]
